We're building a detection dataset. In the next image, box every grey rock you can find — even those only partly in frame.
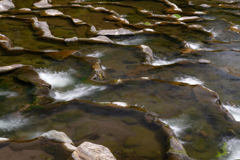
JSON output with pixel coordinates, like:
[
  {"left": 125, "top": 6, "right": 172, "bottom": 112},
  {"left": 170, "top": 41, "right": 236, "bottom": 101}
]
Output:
[
  {"left": 198, "top": 59, "right": 211, "bottom": 64},
  {"left": 90, "top": 25, "right": 97, "bottom": 32},
  {"left": 42, "top": 9, "right": 64, "bottom": 16},
  {"left": 63, "top": 143, "right": 77, "bottom": 152},
  {"left": 34, "top": 0, "right": 52, "bottom": 8},
  {"left": 65, "top": 37, "right": 79, "bottom": 42},
  {"left": 19, "top": 8, "right": 31, "bottom": 11},
  {"left": 71, "top": 141, "right": 116, "bottom": 160},
  {"left": 72, "top": 18, "right": 86, "bottom": 25},
  {"left": 0, "top": 64, "right": 25, "bottom": 73},
  {"left": 0, "top": 33, "right": 13, "bottom": 49},
  {"left": 90, "top": 36, "right": 114, "bottom": 44},
  {"left": 98, "top": 28, "right": 134, "bottom": 36},
  {"left": 200, "top": 4, "right": 211, "bottom": 8},
  {"left": 178, "top": 16, "right": 202, "bottom": 22},
  {"left": 40, "top": 130, "right": 73, "bottom": 144},
  {"left": 0, "top": 0, "right": 15, "bottom": 12}
]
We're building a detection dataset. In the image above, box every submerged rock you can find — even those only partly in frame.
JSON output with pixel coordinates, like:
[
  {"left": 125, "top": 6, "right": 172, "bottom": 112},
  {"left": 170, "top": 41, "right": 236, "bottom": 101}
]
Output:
[
  {"left": 0, "top": 33, "right": 13, "bottom": 49},
  {"left": 178, "top": 16, "right": 202, "bottom": 22},
  {"left": 198, "top": 59, "right": 211, "bottom": 64},
  {"left": 45, "top": 50, "right": 81, "bottom": 60},
  {"left": 140, "top": 45, "right": 153, "bottom": 62},
  {"left": 89, "top": 36, "right": 114, "bottom": 44},
  {"left": 70, "top": 141, "right": 116, "bottom": 160}
]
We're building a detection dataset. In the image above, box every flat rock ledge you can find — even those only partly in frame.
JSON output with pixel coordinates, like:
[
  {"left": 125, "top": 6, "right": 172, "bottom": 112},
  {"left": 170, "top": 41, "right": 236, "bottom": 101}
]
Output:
[
  {"left": 0, "top": 0, "right": 15, "bottom": 12},
  {"left": 70, "top": 141, "right": 116, "bottom": 160},
  {"left": 97, "top": 28, "right": 134, "bottom": 36},
  {"left": 0, "top": 64, "right": 26, "bottom": 74}
]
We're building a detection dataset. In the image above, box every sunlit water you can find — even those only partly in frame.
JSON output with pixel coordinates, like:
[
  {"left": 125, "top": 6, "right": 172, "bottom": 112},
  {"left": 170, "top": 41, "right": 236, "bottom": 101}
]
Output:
[
  {"left": 37, "top": 69, "right": 106, "bottom": 101},
  {"left": 55, "top": 84, "right": 106, "bottom": 101},
  {"left": 160, "top": 116, "right": 191, "bottom": 137}
]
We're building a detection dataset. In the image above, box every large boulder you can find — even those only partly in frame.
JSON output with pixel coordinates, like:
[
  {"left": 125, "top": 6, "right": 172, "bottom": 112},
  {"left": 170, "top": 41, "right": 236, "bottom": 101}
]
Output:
[{"left": 70, "top": 141, "right": 116, "bottom": 160}]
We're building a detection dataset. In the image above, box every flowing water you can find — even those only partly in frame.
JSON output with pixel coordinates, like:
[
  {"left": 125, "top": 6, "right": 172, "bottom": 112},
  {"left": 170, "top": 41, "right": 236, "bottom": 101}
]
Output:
[{"left": 1, "top": 0, "right": 240, "bottom": 159}]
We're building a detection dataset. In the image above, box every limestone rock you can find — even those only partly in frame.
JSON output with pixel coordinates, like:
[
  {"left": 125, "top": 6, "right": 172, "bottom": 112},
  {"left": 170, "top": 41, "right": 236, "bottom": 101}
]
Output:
[
  {"left": 0, "top": 0, "right": 15, "bottom": 12},
  {"left": 90, "top": 36, "right": 114, "bottom": 44},
  {"left": 140, "top": 45, "right": 153, "bottom": 61},
  {"left": 65, "top": 37, "right": 79, "bottom": 43},
  {"left": 40, "top": 9, "right": 64, "bottom": 16},
  {"left": 97, "top": 28, "right": 134, "bottom": 36},
  {"left": 71, "top": 141, "right": 116, "bottom": 160},
  {"left": 19, "top": 8, "right": 31, "bottom": 11},
  {"left": 40, "top": 130, "right": 73, "bottom": 144},
  {"left": 72, "top": 18, "right": 86, "bottom": 25},
  {"left": 198, "top": 59, "right": 211, "bottom": 64},
  {"left": 45, "top": 50, "right": 81, "bottom": 60},
  {"left": 0, "top": 64, "right": 25, "bottom": 73},
  {"left": 200, "top": 4, "right": 211, "bottom": 8},
  {"left": 188, "top": 24, "right": 205, "bottom": 30},
  {"left": 34, "top": 0, "right": 52, "bottom": 8},
  {"left": 0, "top": 33, "right": 13, "bottom": 49},
  {"left": 178, "top": 16, "right": 202, "bottom": 22}
]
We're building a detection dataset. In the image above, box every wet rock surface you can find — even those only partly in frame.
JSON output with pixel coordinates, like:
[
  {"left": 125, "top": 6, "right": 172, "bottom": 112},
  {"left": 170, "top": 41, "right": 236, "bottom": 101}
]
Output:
[{"left": 0, "top": 0, "right": 240, "bottom": 159}]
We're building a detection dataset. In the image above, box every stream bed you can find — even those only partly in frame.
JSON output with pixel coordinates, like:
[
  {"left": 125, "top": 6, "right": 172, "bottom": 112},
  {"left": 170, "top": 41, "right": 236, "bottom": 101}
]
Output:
[{"left": 1, "top": 0, "right": 240, "bottom": 159}]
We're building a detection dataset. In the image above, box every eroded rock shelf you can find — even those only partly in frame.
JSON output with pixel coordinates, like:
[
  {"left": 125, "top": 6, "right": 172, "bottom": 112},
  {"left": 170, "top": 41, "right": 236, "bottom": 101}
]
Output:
[{"left": 1, "top": 0, "right": 240, "bottom": 159}]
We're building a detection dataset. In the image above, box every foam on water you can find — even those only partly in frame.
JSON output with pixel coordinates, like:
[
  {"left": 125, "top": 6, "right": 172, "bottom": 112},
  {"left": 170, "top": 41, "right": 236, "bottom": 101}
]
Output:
[
  {"left": 152, "top": 58, "right": 185, "bottom": 66},
  {"left": 86, "top": 51, "right": 104, "bottom": 58},
  {"left": 37, "top": 69, "right": 75, "bottom": 88},
  {"left": 54, "top": 84, "right": 106, "bottom": 101},
  {"left": 174, "top": 76, "right": 204, "bottom": 85},
  {"left": 223, "top": 104, "right": 240, "bottom": 121},
  {"left": 187, "top": 42, "right": 201, "bottom": 50},
  {"left": 0, "top": 114, "right": 28, "bottom": 132},
  {"left": 223, "top": 138, "right": 240, "bottom": 159},
  {"left": 116, "top": 37, "right": 146, "bottom": 45},
  {"left": 0, "top": 91, "right": 17, "bottom": 97},
  {"left": 206, "top": 29, "right": 219, "bottom": 37}
]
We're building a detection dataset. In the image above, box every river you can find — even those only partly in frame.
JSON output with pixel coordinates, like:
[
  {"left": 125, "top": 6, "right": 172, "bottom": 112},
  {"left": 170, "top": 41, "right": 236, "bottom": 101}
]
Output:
[{"left": 0, "top": 0, "right": 240, "bottom": 159}]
